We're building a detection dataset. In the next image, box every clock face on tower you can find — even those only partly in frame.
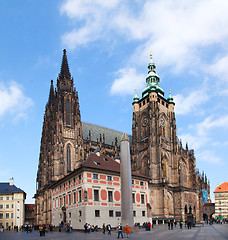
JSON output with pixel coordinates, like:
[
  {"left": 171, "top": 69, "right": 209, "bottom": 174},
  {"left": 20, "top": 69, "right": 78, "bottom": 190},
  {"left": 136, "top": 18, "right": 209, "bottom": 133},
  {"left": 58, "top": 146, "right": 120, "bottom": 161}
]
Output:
[{"left": 142, "top": 117, "right": 148, "bottom": 127}]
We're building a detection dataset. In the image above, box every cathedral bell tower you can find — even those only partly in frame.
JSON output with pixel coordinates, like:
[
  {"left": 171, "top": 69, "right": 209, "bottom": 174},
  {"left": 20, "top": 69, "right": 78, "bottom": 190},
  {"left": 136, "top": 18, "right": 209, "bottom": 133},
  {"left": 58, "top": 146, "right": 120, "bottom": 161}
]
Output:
[
  {"left": 132, "top": 52, "right": 177, "bottom": 184},
  {"left": 36, "top": 49, "right": 84, "bottom": 192}
]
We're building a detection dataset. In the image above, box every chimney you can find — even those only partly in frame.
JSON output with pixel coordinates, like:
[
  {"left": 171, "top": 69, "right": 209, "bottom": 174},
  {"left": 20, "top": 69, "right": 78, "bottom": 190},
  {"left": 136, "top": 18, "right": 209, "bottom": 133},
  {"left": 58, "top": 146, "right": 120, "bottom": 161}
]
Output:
[{"left": 9, "top": 177, "right": 14, "bottom": 186}]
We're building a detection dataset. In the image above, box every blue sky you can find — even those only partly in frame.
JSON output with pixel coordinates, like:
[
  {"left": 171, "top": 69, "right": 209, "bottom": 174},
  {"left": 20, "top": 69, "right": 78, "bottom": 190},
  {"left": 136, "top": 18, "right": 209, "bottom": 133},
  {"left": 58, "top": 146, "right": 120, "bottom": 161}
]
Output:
[{"left": 0, "top": 0, "right": 228, "bottom": 203}]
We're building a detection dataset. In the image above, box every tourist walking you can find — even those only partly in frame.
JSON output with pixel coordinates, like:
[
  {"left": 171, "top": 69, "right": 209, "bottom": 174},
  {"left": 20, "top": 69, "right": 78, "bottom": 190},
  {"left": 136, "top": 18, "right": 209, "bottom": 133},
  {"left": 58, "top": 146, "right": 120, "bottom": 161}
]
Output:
[
  {"left": 180, "top": 221, "right": 183, "bottom": 229},
  {"left": 117, "top": 223, "right": 123, "bottom": 238},
  {"left": 39, "top": 225, "right": 43, "bottom": 237},
  {"left": 84, "top": 223, "right": 87, "bottom": 233},
  {"left": 103, "top": 223, "right": 106, "bottom": 234},
  {"left": 171, "top": 221, "right": 173, "bottom": 230},
  {"left": 107, "top": 224, "right": 111, "bottom": 235},
  {"left": 168, "top": 221, "right": 170, "bottom": 230},
  {"left": 125, "top": 224, "right": 130, "bottom": 238}
]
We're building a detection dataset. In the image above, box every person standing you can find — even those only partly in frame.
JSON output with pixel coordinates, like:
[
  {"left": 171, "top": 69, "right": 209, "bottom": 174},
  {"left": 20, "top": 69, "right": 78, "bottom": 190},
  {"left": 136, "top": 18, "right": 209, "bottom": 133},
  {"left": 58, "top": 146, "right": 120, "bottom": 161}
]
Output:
[
  {"left": 171, "top": 221, "right": 173, "bottom": 230},
  {"left": 117, "top": 223, "right": 123, "bottom": 238},
  {"left": 125, "top": 225, "right": 130, "bottom": 238},
  {"left": 107, "top": 224, "right": 111, "bottom": 235},
  {"left": 180, "top": 221, "right": 183, "bottom": 229},
  {"left": 39, "top": 225, "right": 43, "bottom": 237},
  {"left": 148, "top": 222, "right": 151, "bottom": 231},
  {"left": 168, "top": 221, "right": 170, "bottom": 230},
  {"left": 84, "top": 223, "right": 87, "bottom": 233},
  {"left": 42, "top": 225, "right": 46, "bottom": 236},
  {"left": 103, "top": 223, "right": 106, "bottom": 234}
]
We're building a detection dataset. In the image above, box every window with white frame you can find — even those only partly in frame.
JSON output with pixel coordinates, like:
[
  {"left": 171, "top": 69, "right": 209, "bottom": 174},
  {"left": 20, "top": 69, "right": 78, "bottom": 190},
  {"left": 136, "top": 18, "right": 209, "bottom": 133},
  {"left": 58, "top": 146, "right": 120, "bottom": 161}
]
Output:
[
  {"left": 94, "top": 189, "right": 99, "bottom": 201},
  {"left": 73, "top": 191, "right": 76, "bottom": 204},
  {"left": 68, "top": 193, "right": 71, "bottom": 205},
  {"left": 79, "top": 190, "right": 82, "bottom": 202},
  {"left": 95, "top": 210, "right": 100, "bottom": 217},
  {"left": 108, "top": 191, "right": 113, "bottom": 202}
]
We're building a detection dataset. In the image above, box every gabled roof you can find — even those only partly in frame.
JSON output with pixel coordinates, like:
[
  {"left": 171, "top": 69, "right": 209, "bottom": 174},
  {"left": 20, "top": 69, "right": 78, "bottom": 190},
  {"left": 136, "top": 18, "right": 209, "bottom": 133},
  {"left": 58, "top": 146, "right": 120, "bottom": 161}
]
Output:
[
  {"left": 82, "top": 153, "right": 120, "bottom": 173},
  {"left": 0, "top": 183, "right": 25, "bottom": 195},
  {"left": 82, "top": 153, "right": 150, "bottom": 180},
  {"left": 50, "top": 153, "right": 149, "bottom": 189},
  {"left": 214, "top": 182, "right": 228, "bottom": 193},
  {"left": 82, "top": 122, "right": 132, "bottom": 147}
]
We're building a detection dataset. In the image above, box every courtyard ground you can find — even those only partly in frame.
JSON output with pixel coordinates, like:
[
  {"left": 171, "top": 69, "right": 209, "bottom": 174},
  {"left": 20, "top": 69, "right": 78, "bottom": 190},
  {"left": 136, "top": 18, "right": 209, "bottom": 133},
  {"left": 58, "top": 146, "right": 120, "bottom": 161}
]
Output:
[{"left": 0, "top": 223, "right": 227, "bottom": 240}]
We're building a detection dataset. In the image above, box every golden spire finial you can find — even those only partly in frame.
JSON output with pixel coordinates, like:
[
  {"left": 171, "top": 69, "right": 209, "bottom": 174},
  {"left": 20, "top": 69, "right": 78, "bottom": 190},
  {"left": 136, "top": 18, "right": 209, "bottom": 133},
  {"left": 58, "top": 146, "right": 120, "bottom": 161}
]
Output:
[{"left": 150, "top": 50, "right": 152, "bottom": 56}]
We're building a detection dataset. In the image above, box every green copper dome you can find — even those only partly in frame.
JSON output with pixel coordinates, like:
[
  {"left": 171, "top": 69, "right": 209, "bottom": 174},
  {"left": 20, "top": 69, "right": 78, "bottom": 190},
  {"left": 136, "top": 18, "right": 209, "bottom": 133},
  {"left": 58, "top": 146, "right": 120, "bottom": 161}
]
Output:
[
  {"left": 133, "top": 89, "right": 140, "bottom": 103},
  {"left": 167, "top": 89, "right": 175, "bottom": 104},
  {"left": 141, "top": 53, "right": 164, "bottom": 98}
]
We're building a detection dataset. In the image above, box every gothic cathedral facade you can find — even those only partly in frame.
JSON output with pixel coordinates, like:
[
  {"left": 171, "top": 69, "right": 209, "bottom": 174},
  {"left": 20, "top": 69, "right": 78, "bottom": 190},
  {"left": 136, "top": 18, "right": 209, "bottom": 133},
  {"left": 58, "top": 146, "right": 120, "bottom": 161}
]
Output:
[
  {"left": 132, "top": 54, "right": 209, "bottom": 222},
  {"left": 34, "top": 50, "right": 209, "bottom": 225}
]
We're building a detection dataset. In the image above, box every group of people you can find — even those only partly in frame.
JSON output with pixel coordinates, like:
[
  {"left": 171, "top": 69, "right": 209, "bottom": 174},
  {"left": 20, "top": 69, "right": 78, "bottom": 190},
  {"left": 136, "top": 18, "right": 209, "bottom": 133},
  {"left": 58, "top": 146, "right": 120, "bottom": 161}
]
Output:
[
  {"left": 143, "top": 222, "right": 153, "bottom": 231},
  {"left": 167, "top": 221, "right": 174, "bottom": 230},
  {"left": 84, "top": 223, "right": 99, "bottom": 233},
  {"left": 102, "top": 223, "right": 112, "bottom": 235},
  {"left": 117, "top": 223, "right": 130, "bottom": 238}
]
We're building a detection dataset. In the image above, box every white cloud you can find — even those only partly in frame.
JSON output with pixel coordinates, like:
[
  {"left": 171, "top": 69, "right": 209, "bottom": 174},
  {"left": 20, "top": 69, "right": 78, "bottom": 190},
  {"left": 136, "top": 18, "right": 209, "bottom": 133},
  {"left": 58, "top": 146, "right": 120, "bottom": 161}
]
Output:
[
  {"left": 197, "top": 150, "right": 221, "bottom": 163},
  {"left": 110, "top": 67, "right": 145, "bottom": 96},
  {"left": 196, "top": 115, "right": 228, "bottom": 136},
  {"left": 178, "top": 132, "right": 208, "bottom": 151},
  {"left": 60, "top": 0, "right": 228, "bottom": 96},
  {"left": 60, "top": 0, "right": 121, "bottom": 48},
  {"left": 0, "top": 82, "right": 33, "bottom": 121},
  {"left": 174, "top": 88, "right": 209, "bottom": 115},
  {"left": 207, "top": 55, "right": 228, "bottom": 82}
]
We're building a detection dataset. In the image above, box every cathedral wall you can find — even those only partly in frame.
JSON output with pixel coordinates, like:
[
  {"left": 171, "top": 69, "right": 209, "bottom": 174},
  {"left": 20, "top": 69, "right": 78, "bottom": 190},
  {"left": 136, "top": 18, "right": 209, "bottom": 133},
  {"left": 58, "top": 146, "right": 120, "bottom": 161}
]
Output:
[{"left": 149, "top": 186, "right": 164, "bottom": 219}]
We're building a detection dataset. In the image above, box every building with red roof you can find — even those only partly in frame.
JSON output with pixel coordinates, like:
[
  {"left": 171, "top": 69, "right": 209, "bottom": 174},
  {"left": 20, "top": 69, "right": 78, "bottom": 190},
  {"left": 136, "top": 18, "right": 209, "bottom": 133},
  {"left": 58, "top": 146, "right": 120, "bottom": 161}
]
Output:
[
  {"left": 50, "top": 151, "right": 150, "bottom": 229},
  {"left": 214, "top": 182, "right": 228, "bottom": 220}
]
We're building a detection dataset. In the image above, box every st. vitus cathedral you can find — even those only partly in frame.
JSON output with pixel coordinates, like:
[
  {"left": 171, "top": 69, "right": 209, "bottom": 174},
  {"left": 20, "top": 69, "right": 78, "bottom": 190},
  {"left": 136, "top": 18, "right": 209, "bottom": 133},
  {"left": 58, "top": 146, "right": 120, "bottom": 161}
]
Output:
[{"left": 35, "top": 50, "right": 210, "bottom": 225}]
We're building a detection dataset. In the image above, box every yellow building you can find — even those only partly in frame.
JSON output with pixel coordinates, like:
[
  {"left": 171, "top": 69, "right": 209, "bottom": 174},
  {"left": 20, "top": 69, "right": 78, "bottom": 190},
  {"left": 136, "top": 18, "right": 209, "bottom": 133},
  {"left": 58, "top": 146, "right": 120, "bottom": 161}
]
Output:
[
  {"left": 214, "top": 182, "right": 228, "bottom": 220},
  {"left": 0, "top": 178, "right": 26, "bottom": 229}
]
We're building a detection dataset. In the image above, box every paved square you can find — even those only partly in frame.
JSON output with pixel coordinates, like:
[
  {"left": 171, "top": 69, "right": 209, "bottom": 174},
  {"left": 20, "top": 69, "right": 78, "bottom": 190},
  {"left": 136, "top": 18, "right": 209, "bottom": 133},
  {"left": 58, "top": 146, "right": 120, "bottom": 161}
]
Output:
[{"left": 0, "top": 224, "right": 227, "bottom": 240}]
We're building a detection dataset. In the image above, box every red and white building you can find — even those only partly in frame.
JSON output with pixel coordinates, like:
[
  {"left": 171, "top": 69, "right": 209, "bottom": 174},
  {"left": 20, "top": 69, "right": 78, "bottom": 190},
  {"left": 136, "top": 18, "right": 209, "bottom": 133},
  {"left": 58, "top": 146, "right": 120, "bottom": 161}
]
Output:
[{"left": 51, "top": 152, "right": 150, "bottom": 229}]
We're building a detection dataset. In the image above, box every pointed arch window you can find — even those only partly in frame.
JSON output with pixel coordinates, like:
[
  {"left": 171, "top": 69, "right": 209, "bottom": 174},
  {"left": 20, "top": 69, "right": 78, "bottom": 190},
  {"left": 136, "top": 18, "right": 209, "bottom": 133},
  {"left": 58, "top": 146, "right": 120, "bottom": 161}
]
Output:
[
  {"left": 66, "top": 98, "right": 71, "bottom": 126},
  {"left": 67, "top": 145, "right": 71, "bottom": 173},
  {"left": 162, "top": 159, "right": 167, "bottom": 177}
]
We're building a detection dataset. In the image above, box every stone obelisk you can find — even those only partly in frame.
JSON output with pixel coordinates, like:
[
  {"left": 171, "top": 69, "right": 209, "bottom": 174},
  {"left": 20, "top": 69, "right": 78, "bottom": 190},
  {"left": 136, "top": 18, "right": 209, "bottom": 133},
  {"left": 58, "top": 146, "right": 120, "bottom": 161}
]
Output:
[{"left": 120, "top": 132, "right": 134, "bottom": 227}]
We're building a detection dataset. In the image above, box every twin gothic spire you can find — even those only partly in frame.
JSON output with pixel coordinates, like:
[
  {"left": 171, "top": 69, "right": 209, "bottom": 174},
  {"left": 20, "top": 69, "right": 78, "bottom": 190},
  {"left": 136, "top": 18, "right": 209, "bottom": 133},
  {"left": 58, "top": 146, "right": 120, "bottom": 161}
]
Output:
[{"left": 59, "top": 49, "right": 71, "bottom": 80}]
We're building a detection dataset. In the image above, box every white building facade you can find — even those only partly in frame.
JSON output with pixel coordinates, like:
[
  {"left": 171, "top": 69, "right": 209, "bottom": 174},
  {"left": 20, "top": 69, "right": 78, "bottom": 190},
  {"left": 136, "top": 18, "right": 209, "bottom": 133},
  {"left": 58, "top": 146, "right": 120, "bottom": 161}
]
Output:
[
  {"left": 51, "top": 153, "right": 150, "bottom": 229},
  {"left": 0, "top": 178, "right": 26, "bottom": 229},
  {"left": 214, "top": 182, "right": 228, "bottom": 220}
]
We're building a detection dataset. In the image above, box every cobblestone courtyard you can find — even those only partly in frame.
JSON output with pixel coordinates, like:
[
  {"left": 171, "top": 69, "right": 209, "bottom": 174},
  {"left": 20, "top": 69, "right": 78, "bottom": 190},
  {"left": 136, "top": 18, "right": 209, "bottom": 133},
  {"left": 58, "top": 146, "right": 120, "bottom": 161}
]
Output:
[{"left": 0, "top": 224, "right": 227, "bottom": 240}]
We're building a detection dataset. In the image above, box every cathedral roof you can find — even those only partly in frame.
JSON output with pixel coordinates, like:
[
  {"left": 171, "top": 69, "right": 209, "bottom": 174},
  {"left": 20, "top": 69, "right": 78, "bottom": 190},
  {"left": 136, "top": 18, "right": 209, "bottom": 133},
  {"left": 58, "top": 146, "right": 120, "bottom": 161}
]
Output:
[
  {"left": 0, "top": 183, "right": 25, "bottom": 195},
  {"left": 82, "top": 122, "right": 132, "bottom": 147},
  {"left": 214, "top": 182, "right": 228, "bottom": 193}
]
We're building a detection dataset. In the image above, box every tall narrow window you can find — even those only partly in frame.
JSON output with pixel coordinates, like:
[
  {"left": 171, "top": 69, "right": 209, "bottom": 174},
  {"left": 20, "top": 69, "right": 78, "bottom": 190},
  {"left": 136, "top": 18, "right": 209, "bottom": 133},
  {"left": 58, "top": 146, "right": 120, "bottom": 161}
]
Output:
[
  {"left": 132, "top": 193, "right": 135, "bottom": 203},
  {"left": 66, "top": 98, "right": 71, "bottom": 125},
  {"left": 108, "top": 191, "right": 113, "bottom": 202},
  {"left": 79, "top": 190, "right": 82, "bottom": 202},
  {"left": 94, "top": 190, "right": 99, "bottom": 201},
  {"left": 67, "top": 145, "right": 71, "bottom": 173}
]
